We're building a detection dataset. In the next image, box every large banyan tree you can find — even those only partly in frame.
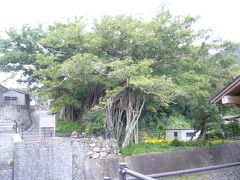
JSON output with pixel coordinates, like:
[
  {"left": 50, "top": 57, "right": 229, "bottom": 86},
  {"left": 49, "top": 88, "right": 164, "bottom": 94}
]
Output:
[{"left": 0, "top": 10, "right": 238, "bottom": 147}]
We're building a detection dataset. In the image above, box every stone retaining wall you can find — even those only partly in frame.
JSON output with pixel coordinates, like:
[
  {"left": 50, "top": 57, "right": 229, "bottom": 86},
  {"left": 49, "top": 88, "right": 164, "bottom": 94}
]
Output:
[{"left": 84, "top": 137, "right": 120, "bottom": 159}]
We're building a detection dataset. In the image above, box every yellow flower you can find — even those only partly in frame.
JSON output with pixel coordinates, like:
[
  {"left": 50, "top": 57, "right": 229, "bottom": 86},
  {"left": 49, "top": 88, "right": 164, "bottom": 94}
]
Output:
[
  {"left": 208, "top": 139, "right": 228, "bottom": 145},
  {"left": 142, "top": 137, "right": 172, "bottom": 144}
]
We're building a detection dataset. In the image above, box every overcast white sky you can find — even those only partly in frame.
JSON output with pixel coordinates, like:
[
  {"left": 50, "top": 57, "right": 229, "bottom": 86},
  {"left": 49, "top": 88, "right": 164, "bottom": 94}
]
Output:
[{"left": 1, "top": 0, "right": 240, "bottom": 87}]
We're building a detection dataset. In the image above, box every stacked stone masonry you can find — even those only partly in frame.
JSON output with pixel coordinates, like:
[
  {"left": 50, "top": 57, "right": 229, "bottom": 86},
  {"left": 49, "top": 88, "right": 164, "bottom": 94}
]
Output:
[{"left": 80, "top": 137, "right": 120, "bottom": 159}]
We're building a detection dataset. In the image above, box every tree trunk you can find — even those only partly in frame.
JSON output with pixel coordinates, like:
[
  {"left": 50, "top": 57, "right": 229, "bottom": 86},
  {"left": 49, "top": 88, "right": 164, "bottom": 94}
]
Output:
[
  {"left": 105, "top": 88, "right": 145, "bottom": 147},
  {"left": 59, "top": 85, "right": 105, "bottom": 122},
  {"left": 197, "top": 129, "right": 205, "bottom": 140},
  {"left": 190, "top": 129, "right": 200, "bottom": 141}
]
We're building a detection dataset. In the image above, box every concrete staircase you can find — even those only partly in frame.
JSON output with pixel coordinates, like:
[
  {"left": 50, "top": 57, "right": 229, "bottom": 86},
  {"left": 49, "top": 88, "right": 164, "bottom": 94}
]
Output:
[
  {"left": 22, "top": 111, "right": 53, "bottom": 140},
  {"left": 0, "top": 108, "right": 54, "bottom": 140}
]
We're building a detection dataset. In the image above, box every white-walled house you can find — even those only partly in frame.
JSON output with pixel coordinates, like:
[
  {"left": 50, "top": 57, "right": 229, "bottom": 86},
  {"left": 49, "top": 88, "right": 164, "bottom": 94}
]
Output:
[
  {"left": 165, "top": 128, "right": 200, "bottom": 141},
  {"left": 3, "top": 89, "right": 31, "bottom": 109},
  {"left": 0, "top": 85, "right": 31, "bottom": 109},
  {"left": 0, "top": 85, "right": 32, "bottom": 133}
]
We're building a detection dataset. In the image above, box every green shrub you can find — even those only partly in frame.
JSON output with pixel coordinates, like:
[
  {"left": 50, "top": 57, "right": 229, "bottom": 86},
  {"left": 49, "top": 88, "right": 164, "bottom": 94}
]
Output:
[
  {"left": 205, "top": 129, "right": 224, "bottom": 140},
  {"left": 184, "top": 140, "right": 208, "bottom": 147},
  {"left": 139, "top": 128, "right": 165, "bottom": 138},
  {"left": 167, "top": 114, "right": 191, "bottom": 129},
  {"left": 56, "top": 120, "right": 84, "bottom": 133},
  {"left": 222, "top": 122, "right": 240, "bottom": 137},
  {"left": 171, "top": 139, "right": 184, "bottom": 147},
  {"left": 83, "top": 111, "right": 106, "bottom": 132}
]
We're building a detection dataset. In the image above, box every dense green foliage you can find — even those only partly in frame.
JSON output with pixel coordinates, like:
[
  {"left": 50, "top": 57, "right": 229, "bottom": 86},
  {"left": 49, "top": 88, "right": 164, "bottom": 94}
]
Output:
[
  {"left": 0, "top": 9, "right": 239, "bottom": 146},
  {"left": 56, "top": 120, "right": 84, "bottom": 133},
  {"left": 83, "top": 111, "right": 106, "bottom": 132},
  {"left": 222, "top": 122, "right": 240, "bottom": 137}
]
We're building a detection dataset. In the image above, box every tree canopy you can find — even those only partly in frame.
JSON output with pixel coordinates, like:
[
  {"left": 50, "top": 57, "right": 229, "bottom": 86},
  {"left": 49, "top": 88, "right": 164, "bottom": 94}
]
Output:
[{"left": 0, "top": 9, "right": 239, "bottom": 147}]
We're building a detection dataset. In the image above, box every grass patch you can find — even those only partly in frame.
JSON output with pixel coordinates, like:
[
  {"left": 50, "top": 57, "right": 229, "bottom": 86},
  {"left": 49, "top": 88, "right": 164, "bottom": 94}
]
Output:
[
  {"left": 121, "top": 138, "right": 232, "bottom": 156},
  {"left": 121, "top": 143, "right": 191, "bottom": 156}
]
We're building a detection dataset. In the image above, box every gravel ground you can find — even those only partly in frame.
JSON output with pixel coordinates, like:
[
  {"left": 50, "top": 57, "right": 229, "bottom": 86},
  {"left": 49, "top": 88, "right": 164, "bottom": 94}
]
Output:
[{"left": 159, "top": 166, "right": 240, "bottom": 180}]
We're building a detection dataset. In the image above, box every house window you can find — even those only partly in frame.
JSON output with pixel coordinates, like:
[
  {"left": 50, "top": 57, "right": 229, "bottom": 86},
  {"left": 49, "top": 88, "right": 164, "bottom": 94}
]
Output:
[
  {"left": 174, "top": 132, "right": 178, "bottom": 139},
  {"left": 4, "top": 96, "right": 17, "bottom": 103},
  {"left": 186, "top": 132, "right": 194, "bottom": 137},
  {"left": 4, "top": 96, "right": 17, "bottom": 101}
]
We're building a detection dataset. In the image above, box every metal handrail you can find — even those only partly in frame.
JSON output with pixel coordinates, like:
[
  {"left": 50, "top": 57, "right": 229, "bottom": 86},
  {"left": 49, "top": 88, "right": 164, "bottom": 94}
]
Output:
[
  {"left": 104, "top": 161, "right": 240, "bottom": 180},
  {"left": 148, "top": 161, "right": 240, "bottom": 178},
  {"left": 124, "top": 169, "right": 155, "bottom": 180},
  {"left": 119, "top": 163, "right": 155, "bottom": 180}
]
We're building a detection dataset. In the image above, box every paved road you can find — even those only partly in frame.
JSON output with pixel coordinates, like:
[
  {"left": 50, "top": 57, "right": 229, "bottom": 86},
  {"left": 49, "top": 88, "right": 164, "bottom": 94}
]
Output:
[{"left": 160, "top": 166, "right": 240, "bottom": 180}]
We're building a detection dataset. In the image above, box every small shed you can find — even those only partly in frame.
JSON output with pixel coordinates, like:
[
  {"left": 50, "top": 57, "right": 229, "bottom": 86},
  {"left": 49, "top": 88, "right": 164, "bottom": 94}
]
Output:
[
  {"left": 165, "top": 128, "right": 200, "bottom": 141},
  {"left": 2, "top": 89, "right": 31, "bottom": 109}
]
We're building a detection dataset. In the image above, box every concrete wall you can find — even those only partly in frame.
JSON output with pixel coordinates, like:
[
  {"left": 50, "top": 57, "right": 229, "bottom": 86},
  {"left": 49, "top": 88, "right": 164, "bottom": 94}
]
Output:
[
  {"left": 0, "top": 133, "right": 22, "bottom": 164},
  {"left": 84, "top": 157, "right": 123, "bottom": 180},
  {"left": 71, "top": 140, "right": 86, "bottom": 180},
  {"left": 12, "top": 138, "right": 120, "bottom": 180},
  {"left": 14, "top": 140, "right": 73, "bottom": 180},
  {"left": 166, "top": 129, "right": 200, "bottom": 141},
  {"left": 85, "top": 142, "right": 240, "bottom": 180},
  {"left": 10, "top": 139, "right": 240, "bottom": 180},
  {"left": 0, "top": 165, "right": 13, "bottom": 180},
  {"left": 3, "top": 91, "right": 26, "bottom": 106},
  {"left": 124, "top": 142, "right": 240, "bottom": 175}
]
